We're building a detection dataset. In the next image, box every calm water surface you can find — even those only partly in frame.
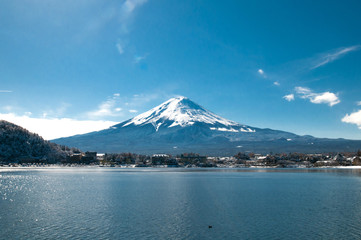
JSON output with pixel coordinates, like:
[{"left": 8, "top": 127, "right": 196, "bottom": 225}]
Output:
[{"left": 1, "top": 167, "right": 361, "bottom": 240}]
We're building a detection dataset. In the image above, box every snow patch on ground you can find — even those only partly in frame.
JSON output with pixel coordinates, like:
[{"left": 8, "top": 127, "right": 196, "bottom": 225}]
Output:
[{"left": 210, "top": 127, "right": 255, "bottom": 133}]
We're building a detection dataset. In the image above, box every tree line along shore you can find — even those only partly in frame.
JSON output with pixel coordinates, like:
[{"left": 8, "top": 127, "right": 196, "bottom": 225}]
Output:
[
  {"left": 2, "top": 120, "right": 361, "bottom": 168},
  {"left": 2, "top": 151, "right": 361, "bottom": 168}
]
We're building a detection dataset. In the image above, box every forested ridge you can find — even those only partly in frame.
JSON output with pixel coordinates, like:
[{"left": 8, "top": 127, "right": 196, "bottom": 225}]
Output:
[{"left": 0, "top": 120, "right": 78, "bottom": 163}]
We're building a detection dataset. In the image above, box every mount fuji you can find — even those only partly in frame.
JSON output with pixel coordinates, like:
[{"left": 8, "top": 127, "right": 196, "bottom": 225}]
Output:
[{"left": 53, "top": 97, "right": 361, "bottom": 155}]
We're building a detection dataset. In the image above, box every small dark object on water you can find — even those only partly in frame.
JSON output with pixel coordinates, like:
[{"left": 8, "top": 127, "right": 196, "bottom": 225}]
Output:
[{"left": 208, "top": 225, "right": 212, "bottom": 229}]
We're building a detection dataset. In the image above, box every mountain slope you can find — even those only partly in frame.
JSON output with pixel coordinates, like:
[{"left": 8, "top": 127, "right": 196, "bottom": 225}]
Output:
[
  {"left": 53, "top": 97, "right": 361, "bottom": 155},
  {"left": 0, "top": 120, "right": 78, "bottom": 163}
]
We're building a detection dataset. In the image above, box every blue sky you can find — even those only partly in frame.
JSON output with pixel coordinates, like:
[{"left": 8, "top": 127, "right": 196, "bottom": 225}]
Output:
[{"left": 1, "top": 0, "right": 361, "bottom": 140}]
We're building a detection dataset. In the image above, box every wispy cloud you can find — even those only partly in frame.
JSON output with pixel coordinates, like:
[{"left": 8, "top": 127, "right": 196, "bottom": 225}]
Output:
[
  {"left": 0, "top": 90, "right": 13, "bottom": 93},
  {"left": 116, "top": 0, "right": 148, "bottom": 54},
  {"left": 283, "top": 94, "right": 295, "bottom": 102},
  {"left": 342, "top": 110, "right": 361, "bottom": 129},
  {"left": 0, "top": 113, "right": 116, "bottom": 140},
  {"left": 116, "top": 41, "right": 124, "bottom": 55},
  {"left": 126, "top": 92, "right": 167, "bottom": 107},
  {"left": 86, "top": 92, "right": 165, "bottom": 120},
  {"left": 257, "top": 69, "right": 269, "bottom": 79},
  {"left": 39, "top": 103, "right": 71, "bottom": 119},
  {"left": 295, "top": 86, "right": 312, "bottom": 95},
  {"left": 356, "top": 101, "right": 361, "bottom": 106},
  {"left": 133, "top": 54, "right": 147, "bottom": 63},
  {"left": 295, "top": 86, "right": 340, "bottom": 106},
  {"left": 257, "top": 68, "right": 282, "bottom": 86},
  {"left": 121, "top": 0, "right": 148, "bottom": 16},
  {"left": 81, "top": 0, "right": 148, "bottom": 39},
  {"left": 267, "top": 45, "right": 361, "bottom": 81},
  {"left": 87, "top": 93, "right": 124, "bottom": 119},
  {"left": 311, "top": 45, "right": 360, "bottom": 70}
]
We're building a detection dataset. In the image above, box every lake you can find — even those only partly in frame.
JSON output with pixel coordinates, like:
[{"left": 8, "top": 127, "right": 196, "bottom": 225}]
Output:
[{"left": 1, "top": 167, "right": 361, "bottom": 239}]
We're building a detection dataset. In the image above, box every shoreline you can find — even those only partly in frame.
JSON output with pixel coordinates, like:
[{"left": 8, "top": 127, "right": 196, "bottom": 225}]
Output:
[{"left": 2, "top": 165, "right": 361, "bottom": 172}]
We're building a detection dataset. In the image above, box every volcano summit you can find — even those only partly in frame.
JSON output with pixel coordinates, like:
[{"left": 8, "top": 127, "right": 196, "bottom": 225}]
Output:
[{"left": 53, "top": 97, "right": 361, "bottom": 155}]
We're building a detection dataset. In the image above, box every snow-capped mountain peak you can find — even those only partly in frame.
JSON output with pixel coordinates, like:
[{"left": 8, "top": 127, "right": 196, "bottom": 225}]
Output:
[
  {"left": 53, "top": 97, "right": 361, "bottom": 155},
  {"left": 123, "top": 96, "right": 240, "bottom": 130}
]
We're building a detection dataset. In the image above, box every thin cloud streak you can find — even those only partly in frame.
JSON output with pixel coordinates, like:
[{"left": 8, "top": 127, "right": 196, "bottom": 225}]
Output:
[
  {"left": 116, "top": 0, "right": 148, "bottom": 55},
  {"left": 266, "top": 45, "right": 361, "bottom": 82},
  {"left": 119, "top": 0, "right": 149, "bottom": 33},
  {"left": 116, "top": 42, "right": 124, "bottom": 55},
  {"left": 134, "top": 54, "right": 147, "bottom": 63},
  {"left": 0, "top": 90, "right": 13, "bottom": 93},
  {"left": 121, "top": 0, "right": 148, "bottom": 15},
  {"left": 311, "top": 45, "right": 360, "bottom": 70}
]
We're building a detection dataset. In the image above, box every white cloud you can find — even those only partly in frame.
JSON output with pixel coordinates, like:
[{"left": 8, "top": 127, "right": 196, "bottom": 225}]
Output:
[
  {"left": 295, "top": 86, "right": 340, "bottom": 106},
  {"left": 342, "top": 110, "right": 361, "bottom": 129},
  {"left": 258, "top": 69, "right": 264, "bottom": 75},
  {"left": 273, "top": 81, "right": 280, "bottom": 86},
  {"left": 77, "top": 0, "right": 148, "bottom": 41},
  {"left": 283, "top": 94, "right": 295, "bottom": 102},
  {"left": 3, "top": 105, "right": 13, "bottom": 111},
  {"left": 40, "top": 103, "right": 71, "bottom": 119},
  {"left": 112, "top": 0, "right": 148, "bottom": 55},
  {"left": 121, "top": 0, "right": 148, "bottom": 15},
  {"left": 86, "top": 92, "right": 161, "bottom": 119},
  {"left": 356, "top": 101, "right": 361, "bottom": 106},
  {"left": 0, "top": 113, "right": 116, "bottom": 140},
  {"left": 311, "top": 45, "right": 360, "bottom": 70},
  {"left": 0, "top": 91, "right": 172, "bottom": 140},
  {"left": 116, "top": 42, "right": 124, "bottom": 55},
  {"left": 0, "top": 90, "right": 12, "bottom": 93},
  {"left": 309, "top": 92, "right": 340, "bottom": 106},
  {"left": 0, "top": 91, "right": 180, "bottom": 140},
  {"left": 119, "top": 0, "right": 148, "bottom": 34},
  {"left": 134, "top": 54, "right": 147, "bottom": 63},
  {"left": 295, "top": 86, "right": 312, "bottom": 96},
  {"left": 87, "top": 94, "right": 123, "bottom": 118}
]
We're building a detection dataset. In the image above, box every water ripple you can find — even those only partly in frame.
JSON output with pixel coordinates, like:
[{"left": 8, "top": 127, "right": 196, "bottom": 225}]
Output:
[{"left": 1, "top": 168, "right": 361, "bottom": 239}]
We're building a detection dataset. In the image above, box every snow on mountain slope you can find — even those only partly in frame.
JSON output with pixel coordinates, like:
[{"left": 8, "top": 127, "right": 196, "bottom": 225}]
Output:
[
  {"left": 123, "top": 96, "right": 255, "bottom": 132},
  {"left": 52, "top": 96, "right": 361, "bottom": 155}
]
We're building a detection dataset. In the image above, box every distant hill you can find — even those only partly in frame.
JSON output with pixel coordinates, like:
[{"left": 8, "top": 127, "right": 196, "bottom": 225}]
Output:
[
  {"left": 0, "top": 120, "right": 79, "bottom": 163},
  {"left": 53, "top": 97, "right": 361, "bottom": 155}
]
